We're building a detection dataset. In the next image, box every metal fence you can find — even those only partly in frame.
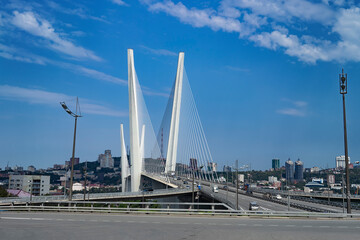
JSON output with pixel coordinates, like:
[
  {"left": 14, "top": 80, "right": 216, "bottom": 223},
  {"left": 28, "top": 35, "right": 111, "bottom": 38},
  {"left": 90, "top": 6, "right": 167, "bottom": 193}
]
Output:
[
  {"left": 0, "top": 188, "right": 193, "bottom": 204},
  {"left": 1, "top": 201, "right": 360, "bottom": 218}
]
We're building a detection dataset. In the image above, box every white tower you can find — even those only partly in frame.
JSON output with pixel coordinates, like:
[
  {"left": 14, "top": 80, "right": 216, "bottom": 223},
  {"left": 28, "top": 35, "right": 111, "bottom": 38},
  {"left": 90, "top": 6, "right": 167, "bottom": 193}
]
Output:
[
  {"left": 128, "top": 49, "right": 142, "bottom": 192},
  {"left": 165, "top": 52, "right": 185, "bottom": 173},
  {"left": 120, "top": 124, "right": 130, "bottom": 192}
]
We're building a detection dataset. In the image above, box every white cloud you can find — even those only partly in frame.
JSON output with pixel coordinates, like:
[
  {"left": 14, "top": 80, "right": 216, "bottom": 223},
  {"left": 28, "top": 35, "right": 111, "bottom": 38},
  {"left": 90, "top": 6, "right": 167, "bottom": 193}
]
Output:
[
  {"left": 139, "top": 45, "right": 177, "bottom": 56},
  {"left": 0, "top": 85, "right": 127, "bottom": 117},
  {"left": 145, "top": 1, "right": 360, "bottom": 63},
  {"left": 276, "top": 108, "right": 306, "bottom": 117},
  {"left": 0, "top": 43, "right": 48, "bottom": 65},
  {"left": 111, "top": 0, "right": 128, "bottom": 6},
  {"left": 220, "top": 0, "right": 334, "bottom": 25},
  {"left": 0, "top": 44, "right": 168, "bottom": 98},
  {"left": 75, "top": 66, "right": 128, "bottom": 85},
  {"left": 11, "top": 11, "right": 102, "bottom": 61},
  {"left": 148, "top": 1, "right": 243, "bottom": 33},
  {"left": 225, "top": 65, "right": 250, "bottom": 72},
  {"left": 46, "top": 1, "right": 110, "bottom": 23},
  {"left": 277, "top": 98, "right": 307, "bottom": 117}
]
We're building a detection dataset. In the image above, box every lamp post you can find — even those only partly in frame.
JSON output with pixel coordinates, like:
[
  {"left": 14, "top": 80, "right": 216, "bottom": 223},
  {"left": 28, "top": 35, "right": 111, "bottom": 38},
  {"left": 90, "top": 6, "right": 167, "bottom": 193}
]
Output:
[
  {"left": 235, "top": 160, "right": 239, "bottom": 210},
  {"left": 60, "top": 98, "right": 82, "bottom": 201},
  {"left": 28, "top": 180, "right": 33, "bottom": 202},
  {"left": 339, "top": 69, "right": 351, "bottom": 214},
  {"left": 197, "top": 166, "right": 204, "bottom": 210}
]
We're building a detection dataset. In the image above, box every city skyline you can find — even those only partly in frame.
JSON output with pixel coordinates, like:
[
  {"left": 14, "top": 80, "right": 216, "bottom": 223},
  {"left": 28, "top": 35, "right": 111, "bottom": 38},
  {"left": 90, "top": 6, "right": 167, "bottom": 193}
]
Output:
[{"left": 1, "top": 0, "right": 360, "bottom": 170}]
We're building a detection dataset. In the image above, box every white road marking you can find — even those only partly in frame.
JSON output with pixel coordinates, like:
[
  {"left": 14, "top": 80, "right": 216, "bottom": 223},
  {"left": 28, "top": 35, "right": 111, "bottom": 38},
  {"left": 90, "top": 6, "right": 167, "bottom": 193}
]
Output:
[{"left": 1, "top": 217, "right": 32, "bottom": 220}]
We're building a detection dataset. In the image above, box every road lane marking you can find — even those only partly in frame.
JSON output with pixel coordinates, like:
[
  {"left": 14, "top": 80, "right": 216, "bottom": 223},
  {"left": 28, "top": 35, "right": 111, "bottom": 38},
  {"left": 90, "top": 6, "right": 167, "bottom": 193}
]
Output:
[{"left": 1, "top": 217, "right": 32, "bottom": 220}]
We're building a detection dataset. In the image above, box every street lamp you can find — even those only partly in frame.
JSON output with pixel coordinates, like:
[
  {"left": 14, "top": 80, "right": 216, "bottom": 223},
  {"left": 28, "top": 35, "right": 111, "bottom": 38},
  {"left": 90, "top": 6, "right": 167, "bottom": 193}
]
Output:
[
  {"left": 339, "top": 69, "right": 351, "bottom": 214},
  {"left": 60, "top": 98, "right": 82, "bottom": 201},
  {"left": 28, "top": 180, "right": 33, "bottom": 202}
]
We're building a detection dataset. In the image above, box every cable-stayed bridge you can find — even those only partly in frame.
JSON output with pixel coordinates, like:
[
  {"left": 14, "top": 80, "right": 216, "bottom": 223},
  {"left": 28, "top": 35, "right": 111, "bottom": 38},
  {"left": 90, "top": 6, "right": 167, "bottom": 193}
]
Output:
[{"left": 121, "top": 49, "right": 218, "bottom": 192}]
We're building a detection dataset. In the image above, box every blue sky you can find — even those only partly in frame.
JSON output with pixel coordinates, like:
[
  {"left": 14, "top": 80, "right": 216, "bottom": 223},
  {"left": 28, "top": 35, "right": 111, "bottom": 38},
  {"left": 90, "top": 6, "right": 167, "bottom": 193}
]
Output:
[{"left": 1, "top": 0, "right": 360, "bottom": 170}]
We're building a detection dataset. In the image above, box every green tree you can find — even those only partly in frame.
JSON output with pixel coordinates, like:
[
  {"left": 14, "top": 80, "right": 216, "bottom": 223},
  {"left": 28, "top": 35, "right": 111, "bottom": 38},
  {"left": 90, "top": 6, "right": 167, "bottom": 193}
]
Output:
[{"left": 0, "top": 186, "right": 9, "bottom": 197}]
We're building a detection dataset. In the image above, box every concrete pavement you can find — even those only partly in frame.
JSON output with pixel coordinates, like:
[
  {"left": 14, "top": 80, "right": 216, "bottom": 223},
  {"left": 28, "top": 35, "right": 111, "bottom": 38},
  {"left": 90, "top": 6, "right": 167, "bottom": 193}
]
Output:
[{"left": 1, "top": 212, "right": 359, "bottom": 240}]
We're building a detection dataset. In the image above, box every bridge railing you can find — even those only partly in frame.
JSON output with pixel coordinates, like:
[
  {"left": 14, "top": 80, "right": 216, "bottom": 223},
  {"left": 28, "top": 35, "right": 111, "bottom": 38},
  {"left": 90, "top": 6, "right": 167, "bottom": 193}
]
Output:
[
  {"left": 0, "top": 188, "right": 193, "bottom": 204},
  {"left": 252, "top": 187, "right": 360, "bottom": 199},
  {"left": 1, "top": 201, "right": 360, "bottom": 218}
]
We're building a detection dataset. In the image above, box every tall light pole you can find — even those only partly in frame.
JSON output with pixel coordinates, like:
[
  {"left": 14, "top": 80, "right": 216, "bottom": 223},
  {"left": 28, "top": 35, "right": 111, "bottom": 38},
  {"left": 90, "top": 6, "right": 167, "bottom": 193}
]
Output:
[
  {"left": 339, "top": 69, "right": 351, "bottom": 214},
  {"left": 60, "top": 98, "right": 82, "bottom": 201},
  {"left": 235, "top": 160, "right": 239, "bottom": 210}
]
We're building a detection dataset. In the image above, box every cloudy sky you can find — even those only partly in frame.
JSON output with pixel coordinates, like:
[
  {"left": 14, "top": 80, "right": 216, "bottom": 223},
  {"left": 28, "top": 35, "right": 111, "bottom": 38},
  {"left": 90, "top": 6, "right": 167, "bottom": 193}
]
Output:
[{"left": 0, "top": 0, "right": 360, "bottom": 170}]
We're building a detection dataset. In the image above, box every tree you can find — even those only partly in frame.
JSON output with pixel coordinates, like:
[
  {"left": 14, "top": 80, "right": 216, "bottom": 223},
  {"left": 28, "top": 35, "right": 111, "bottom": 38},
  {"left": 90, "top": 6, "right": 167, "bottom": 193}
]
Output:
[{"left": 0, "top": 186, "right": 9, "bottom": 197}]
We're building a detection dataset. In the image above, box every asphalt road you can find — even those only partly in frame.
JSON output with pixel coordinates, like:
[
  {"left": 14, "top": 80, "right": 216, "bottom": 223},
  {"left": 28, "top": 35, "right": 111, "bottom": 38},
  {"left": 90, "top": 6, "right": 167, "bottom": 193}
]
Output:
[
  {"left": 201, "top": 184, "right": 300, "bottom": 212},
  {"left": 173, "top": 178, "right": 298, "bottom": 211},
  {"left": 1, "top": 212, "right": 360, "bottom": 240}
]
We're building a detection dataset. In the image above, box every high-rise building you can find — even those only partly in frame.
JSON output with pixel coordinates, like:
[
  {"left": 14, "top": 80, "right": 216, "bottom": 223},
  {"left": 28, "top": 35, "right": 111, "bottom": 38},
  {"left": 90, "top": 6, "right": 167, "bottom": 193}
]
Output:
[
  {"left": 294, "top": 159, "right": 304, "bottom": 181},
  {"left": 223, "top": 165, "right": 232, "bottom": 172},
  {"left": 336, "top": 155, "right": 350, "bottom": 169},
  {"left": 272, "top": 158, "right": 280, "bottom": 169},
  {"left": 27, "top": 165, "right": 36, "bottom": 172},
  {"left": 207, "top": 162, "right": 217, "bottom": 172},
  {"left": 285, "top": 158, "right": 294, "bottom": 183},
  {"left": 189, "top": 158, "right": 198, "bottom": 170},
  {"left": 327, "top": 174, "right": 335, "bottom": 185},
  {"left": 65, "top": 157, "right": 80, "bottom": 168},
  {"left": 98, "top": 150, "right": 114, "bottom": 168},
  {"left": 8, "top": 175, "right": 50, "bottom": 196},
  {"left": 268, "top": 176, "right": 278, "bottom": 183}
]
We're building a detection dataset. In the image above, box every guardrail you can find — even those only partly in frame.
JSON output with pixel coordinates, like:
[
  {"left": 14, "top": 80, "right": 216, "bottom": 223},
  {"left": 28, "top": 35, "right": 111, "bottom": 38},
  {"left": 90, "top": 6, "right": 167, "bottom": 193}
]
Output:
[
  {"left": 253, "top": 187, "right": 360, "bottom": 199},
  {"left": 1, "top": 201, "right": 359, "bottom": 218},
  {"left": 0, "top": 188, "right": 193, "bottom": 204}
]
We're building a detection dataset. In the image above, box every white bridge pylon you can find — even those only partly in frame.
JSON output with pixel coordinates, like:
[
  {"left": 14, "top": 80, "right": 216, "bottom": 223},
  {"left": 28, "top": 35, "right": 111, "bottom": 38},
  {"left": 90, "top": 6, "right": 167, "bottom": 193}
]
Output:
[
  {"left": 121, "top": 49, "right": 217, "bottom": 192},
  {"left": 165, "top": 52, "right": 184, "bottom": 173}
]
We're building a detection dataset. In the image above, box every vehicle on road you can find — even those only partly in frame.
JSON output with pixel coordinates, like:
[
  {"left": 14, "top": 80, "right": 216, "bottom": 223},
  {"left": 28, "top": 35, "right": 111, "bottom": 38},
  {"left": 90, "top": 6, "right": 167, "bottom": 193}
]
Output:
[
  {"left": 183, "top": 181, "right": 188, "bottom": 184},
  {"left": 275, "top": 194, "right": 282, "bottom": 200},
  {"left": 212, "top": 185, "right": 219, "bottom": 193},
  {"left": 249, "top": 201, "right": 259, "bottom": 211},
  {"left": 223, "top": 185, "right": 228, "bottom": 190}
]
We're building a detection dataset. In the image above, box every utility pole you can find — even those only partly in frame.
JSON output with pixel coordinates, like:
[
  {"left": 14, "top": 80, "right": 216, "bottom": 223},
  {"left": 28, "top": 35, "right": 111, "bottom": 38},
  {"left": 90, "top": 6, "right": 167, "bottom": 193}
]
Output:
[
  {"left": 236, "top": 160, "right": 239, "bottom": 211},
  {"left": 226, "top": 170, "right": 229, "bottom": 201},
  {"left": 339, "top": 69, "right": 351, "bottom": 214},
  {"left": 342, "top": 173, "right": 345, "bottom": 213},
  {"left": 192, "top": 167, "right": 195, "bottom": 208},
  {"left": 83, "top": 161, "right": 87, "bottom": 201}
]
